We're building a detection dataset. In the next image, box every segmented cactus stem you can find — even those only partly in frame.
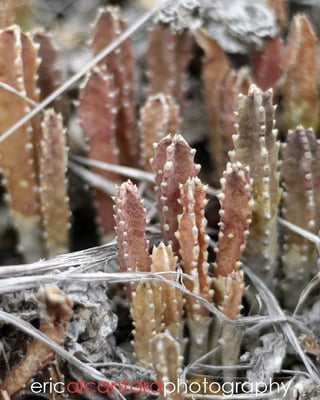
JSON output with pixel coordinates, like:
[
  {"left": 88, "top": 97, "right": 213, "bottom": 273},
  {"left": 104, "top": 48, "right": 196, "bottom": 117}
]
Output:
[{"left": 39, "top": 109, "right": 70, "bottom": 257}]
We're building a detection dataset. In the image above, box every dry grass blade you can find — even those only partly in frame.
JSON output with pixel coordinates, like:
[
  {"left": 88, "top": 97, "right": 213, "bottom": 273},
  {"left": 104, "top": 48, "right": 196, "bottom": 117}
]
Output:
[
  {"left": 243, "top": 265, "right": 320, "bottom": 384},
  {"left": 0, "top": 82, "right": 37, "bottom": 107},
  {"left": 71, "top": 154, "right": 155, "bottom": 182},
  {"left": 278, "top": 217, "right": 320, "bottom": 249}
]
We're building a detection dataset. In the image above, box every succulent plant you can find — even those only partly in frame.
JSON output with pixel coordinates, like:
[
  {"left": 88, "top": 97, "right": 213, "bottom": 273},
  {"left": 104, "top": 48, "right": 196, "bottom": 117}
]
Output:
[
  {"left": 0, "top": 2, "right": 320, "bottom": 400},
  {"left": 280, "top": 127, "right": 320, "bottom": 309},
  {"left": 39, "top": 109, "right": 70, "bottom": 257},
  {"left": 230, "top": 84, "right": 281, "bottom": 286},
  {"left": 139, "top": 93, "right": 180, "bottom": 171}
]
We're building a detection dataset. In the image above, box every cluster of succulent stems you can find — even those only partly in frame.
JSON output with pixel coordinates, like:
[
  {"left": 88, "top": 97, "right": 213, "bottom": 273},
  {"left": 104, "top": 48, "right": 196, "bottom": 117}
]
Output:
[{"left": 0, "top": 2, "right": 319, "bottom": 399}]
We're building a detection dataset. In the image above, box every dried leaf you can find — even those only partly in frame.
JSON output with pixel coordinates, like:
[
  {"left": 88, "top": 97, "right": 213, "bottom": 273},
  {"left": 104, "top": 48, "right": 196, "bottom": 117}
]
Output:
[
  {"left": 300, "top": 335, "right": 320, "bottom": 358},
  {"left": 246, "top": 333, "right": 286, "bottom": 384},
  {"left": 0, "top": 286, "right": 72, "bottom": 396}
]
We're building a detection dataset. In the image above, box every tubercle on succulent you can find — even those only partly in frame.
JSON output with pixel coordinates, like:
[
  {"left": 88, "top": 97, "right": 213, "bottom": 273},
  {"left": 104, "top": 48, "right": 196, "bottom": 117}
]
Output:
[
  {"left": 139, "top": 93, "right": 180, "bottom": 172},
  {"left": 0, "top": 23, "right": 72, "bottom": 263},
  {"left": 91, "top": 6, "right": 138, "bottom": 168},
  {"left": 230, "top": 84, "right": 281, "bottom": 284},
  {"left": 39, "top": 109, "right": 70, "bottom": 258},
  {"left": 280, "top": 127, "right": 320, "bottom": 309},
  {"left": 151, "top": 133, "right": 200, "bottom": 253},
  {"left": 78, "top": 66, "right": 120, "bottom": 240}
]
